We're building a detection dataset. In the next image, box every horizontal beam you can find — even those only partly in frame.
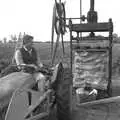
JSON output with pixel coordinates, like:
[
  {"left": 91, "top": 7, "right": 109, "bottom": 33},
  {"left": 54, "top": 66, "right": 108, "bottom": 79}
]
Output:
[
  {"left": 71, "top": 22, "right": 111, "bottom": 32},
  {"left": 76, "top": 96, "right": 120, "bottom": 108},
  {"left": 26, "top": 112, "right": 49, "bottom": 120},
  {"left": 73, "top": 47, "right": 109, "bottom": 52},
  {"left": 72, "top": 37, "right": 109, "bottom": 41}
]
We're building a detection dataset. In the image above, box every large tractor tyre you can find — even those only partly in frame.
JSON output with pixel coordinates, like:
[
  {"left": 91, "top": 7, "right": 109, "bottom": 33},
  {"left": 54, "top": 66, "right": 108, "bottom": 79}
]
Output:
[{"left": 55, "top": 67, "right": 71, "bottom": 120}]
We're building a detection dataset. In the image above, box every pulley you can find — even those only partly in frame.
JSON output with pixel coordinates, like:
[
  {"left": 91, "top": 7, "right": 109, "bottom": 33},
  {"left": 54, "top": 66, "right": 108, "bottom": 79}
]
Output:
[
  {"left": 51, "top": 0, "right": 66, "bottom": 65},
  {"left": 54, "top": 2, "right": 66, "bottom": 35}
]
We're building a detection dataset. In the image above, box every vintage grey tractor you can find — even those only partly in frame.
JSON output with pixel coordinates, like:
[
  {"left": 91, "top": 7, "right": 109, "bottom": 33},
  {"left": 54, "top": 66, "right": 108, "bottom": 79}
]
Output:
[{"left": 0, "top": 63, "right": 65, "bottom": 120}]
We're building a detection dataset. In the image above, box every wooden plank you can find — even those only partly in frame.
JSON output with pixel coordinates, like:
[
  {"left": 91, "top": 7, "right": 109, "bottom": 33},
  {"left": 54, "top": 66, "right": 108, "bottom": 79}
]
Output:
[
  {"left": 74, "top": 47, "right": 109, "bottom": 53},
  {"left": 24, "top": 89, "right": 52, "bottom": 118},
  {"left": 26, "top": 112, "right": 49, "bottom": 120},
  {"left": 71, "top": 22, "right": 109, "bottom": 32},
  {"left": 77, "top": 96, "right": 120, "bottom": 107},
  {"left": 72, "top": 36, "right": 109, "bottom": 41}
]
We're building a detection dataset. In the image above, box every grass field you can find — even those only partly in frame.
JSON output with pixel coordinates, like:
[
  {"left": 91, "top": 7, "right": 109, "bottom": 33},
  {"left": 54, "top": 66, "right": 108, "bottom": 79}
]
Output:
[
  {"left": 0, "top": 42, "right": 120, "bottom": 70},
  {"left": 0, "top": 42, "right": 70, "bottom": 66}
]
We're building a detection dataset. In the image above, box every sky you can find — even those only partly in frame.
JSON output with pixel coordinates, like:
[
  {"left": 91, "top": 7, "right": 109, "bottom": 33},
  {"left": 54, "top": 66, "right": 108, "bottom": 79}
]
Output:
[{"left": 0, "top": 0, "right": 119, "bottom": 42}]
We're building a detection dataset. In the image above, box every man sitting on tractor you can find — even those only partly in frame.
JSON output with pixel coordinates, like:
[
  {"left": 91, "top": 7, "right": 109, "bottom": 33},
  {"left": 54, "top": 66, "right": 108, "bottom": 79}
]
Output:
[{"left": 15, "top": 34, "right": 46, "bottom": 92}]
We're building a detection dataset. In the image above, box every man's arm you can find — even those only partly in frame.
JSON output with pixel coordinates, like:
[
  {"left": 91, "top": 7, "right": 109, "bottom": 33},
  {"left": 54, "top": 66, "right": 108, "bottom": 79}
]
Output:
[
  {"left": 14, "top": 50, "right": 25, "bottom": 66},
  {"left": 37, "top": 55, "right": 43, "bottom": 68}
]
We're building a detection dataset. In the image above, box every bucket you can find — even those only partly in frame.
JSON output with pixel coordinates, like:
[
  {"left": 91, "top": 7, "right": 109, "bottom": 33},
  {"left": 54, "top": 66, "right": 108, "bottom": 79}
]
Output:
[{"left": 76, "top": 88, "right": 97, "bottom": 103}]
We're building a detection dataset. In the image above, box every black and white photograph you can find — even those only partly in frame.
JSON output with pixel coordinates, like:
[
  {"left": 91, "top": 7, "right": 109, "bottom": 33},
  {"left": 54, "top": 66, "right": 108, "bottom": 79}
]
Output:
[{"left": 0, "top": 0, "right": 120, "bottom": 120}]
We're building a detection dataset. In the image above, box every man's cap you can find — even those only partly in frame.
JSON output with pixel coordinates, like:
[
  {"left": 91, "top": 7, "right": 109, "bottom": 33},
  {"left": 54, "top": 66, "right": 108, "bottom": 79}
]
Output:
[{"left": 23, "top": 35, "right": 34, "bottom": 45}]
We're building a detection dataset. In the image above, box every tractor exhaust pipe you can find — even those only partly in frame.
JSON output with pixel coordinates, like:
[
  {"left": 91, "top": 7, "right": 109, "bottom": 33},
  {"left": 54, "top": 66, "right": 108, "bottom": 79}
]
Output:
[{"left": 90, "top": 0, "right": 94, "bottom": 11}]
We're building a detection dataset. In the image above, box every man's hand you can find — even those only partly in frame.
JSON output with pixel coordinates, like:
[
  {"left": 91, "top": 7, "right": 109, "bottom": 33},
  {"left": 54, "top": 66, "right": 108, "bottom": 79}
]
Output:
[
  {"left": 26, "top": 64, "right": 38, "bottom": 70},
  {"left": 39, "top": 63, "right": 44, "bottom": 68}
]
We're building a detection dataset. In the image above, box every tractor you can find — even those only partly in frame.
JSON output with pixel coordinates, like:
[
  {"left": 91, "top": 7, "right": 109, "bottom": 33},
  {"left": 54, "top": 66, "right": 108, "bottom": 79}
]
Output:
[{"left": 0, "top": 0, "right": 120, "bottom": 120}]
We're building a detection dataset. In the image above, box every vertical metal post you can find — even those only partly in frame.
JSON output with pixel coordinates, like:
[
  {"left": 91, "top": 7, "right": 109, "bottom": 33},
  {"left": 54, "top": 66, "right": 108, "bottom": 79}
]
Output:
[
  {"left": 80, "top": 0, "right": 82, "bottom": 41},
  {"left": 77, "top": 32, "right": 79, "bottom": 43},
  {"left": 69, "top": 19, "right": 73, "bottom": 79},
  {"left": 69, "top": 19, "right": 73, "bottom": 112},
  {"left": 90, "top": 0, "right": 94, "bottom": 11},
  {"left": 108, "top": 18, "right": 113, "bottom": 97},
  {"left": 80, "top": 0, "right": 82, "bottom": 23}
]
